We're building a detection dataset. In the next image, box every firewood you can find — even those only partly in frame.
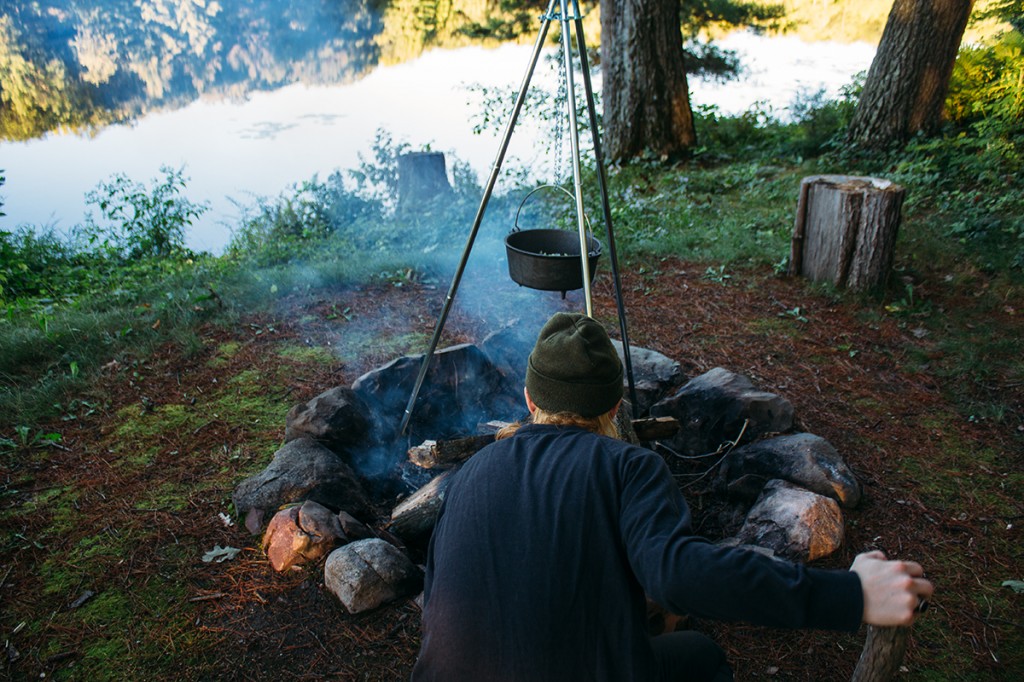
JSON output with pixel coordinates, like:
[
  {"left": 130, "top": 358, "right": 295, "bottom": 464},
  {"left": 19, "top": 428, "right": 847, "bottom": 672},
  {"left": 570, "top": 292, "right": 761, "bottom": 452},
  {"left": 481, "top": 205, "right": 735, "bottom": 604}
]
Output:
[
  {"left": 388, "top": 469, "right": 458, "bottom": 541},
  {"left": 631, "top": 416, "right": 680, "bottom": 441},
  {"left": 407, "top": 418, "right": 681, "bottom": 469},
  {"left": 408, "top": 434, "right": 497, "bottom": 469}
]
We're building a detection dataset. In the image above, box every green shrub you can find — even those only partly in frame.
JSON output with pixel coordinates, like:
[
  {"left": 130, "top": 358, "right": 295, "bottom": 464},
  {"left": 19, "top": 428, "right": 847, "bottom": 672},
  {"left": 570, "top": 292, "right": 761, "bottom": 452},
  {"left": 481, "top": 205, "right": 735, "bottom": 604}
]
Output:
[
  {"left": 0, "top": 226, "right": 80, "bottom": 301},
  {"left": 76, "top": 165, "right": 208, "bottom": 261},
  {"left": 948, "top": 32, "right": 1024, "bottom": 131}
]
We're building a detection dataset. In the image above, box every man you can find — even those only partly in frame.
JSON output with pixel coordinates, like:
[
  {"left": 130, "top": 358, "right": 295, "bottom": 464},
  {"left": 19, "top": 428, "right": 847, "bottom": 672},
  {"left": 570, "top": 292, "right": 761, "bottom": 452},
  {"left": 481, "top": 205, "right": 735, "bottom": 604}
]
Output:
[{"left": 412, "top": 312, "right": 933, "bottom": 681}]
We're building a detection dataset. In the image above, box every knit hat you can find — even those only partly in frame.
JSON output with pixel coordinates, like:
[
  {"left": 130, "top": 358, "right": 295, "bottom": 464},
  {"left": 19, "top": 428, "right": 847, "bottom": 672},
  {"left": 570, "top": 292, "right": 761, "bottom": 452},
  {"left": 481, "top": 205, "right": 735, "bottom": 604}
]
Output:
[{"left": 525, "top": 313, "right": 623, "bottom": 418}]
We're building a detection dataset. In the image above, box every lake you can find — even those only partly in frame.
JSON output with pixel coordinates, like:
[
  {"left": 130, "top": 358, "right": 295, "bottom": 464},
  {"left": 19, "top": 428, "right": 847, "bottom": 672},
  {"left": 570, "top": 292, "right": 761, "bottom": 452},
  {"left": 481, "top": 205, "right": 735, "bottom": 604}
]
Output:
[{"left": 0, "top": 30, "right": 874, "bottom": 254}]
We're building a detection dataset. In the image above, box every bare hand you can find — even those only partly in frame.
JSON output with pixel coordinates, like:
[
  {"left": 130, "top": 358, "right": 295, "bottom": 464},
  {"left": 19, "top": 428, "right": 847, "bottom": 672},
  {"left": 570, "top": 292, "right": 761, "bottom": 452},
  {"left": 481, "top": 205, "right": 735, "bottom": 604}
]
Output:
[{"left": 851, "top": 550, "right": 934, "bottom": 627}]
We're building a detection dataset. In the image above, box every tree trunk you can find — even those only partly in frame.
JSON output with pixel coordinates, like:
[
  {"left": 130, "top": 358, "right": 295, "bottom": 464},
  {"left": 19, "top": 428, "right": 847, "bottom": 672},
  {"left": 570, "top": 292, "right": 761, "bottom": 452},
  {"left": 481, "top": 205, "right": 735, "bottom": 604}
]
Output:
[
  {"left": 846, "top": 0, "right": 974, "bottom": 148},
  {"left": 601, "top": 0, "right": 697, "bottom": 161},
  {"left": 789, "top": 175, "right": 906, "bottom": 292}
]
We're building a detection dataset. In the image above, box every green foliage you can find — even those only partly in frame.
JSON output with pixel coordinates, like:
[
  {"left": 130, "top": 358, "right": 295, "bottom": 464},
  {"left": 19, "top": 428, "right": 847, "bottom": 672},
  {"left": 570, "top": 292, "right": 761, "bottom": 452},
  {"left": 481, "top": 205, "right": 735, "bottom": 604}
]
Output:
[
  {"left": 78, "top": 165, "right": 208, "bottom": 261},
  {"left": 226, "top": 175, "right": 372, "bottom": 265},
  {"left": 692, "top": 77, "right": 862, "bottom": 162},
  {"left": 227, "top": 129, "right": 481, "bottom": 266},
  {"left": 0, "top": 226, "right": 80, "bottom": 300},
  {"left": 948, "top": 16, "right": 1024, "bottom": 131},
  {"left": 874, "top": 121, "right": 1024, "bottom": 269},
  {"left": 1, "top": 166, "right": 211, "bottom": 308}
]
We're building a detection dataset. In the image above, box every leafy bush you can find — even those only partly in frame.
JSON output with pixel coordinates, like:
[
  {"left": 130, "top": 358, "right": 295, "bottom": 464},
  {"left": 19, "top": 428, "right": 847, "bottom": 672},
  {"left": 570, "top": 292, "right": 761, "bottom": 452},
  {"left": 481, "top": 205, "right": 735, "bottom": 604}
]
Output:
[
  {"left": 1, "top": 166, "right": 213, "bottom": 306},
  {"left": 948, "top": 6, "right": 1023, "bottom": 135},
  {"left": 0, "top": 226, "right": 80, "bottom": 301},
  {"left": 76, "top": 165, "right": 208, "bottom": 261},
  {"left": 227, "top": 130, "right": 482, "bottom": 265}
]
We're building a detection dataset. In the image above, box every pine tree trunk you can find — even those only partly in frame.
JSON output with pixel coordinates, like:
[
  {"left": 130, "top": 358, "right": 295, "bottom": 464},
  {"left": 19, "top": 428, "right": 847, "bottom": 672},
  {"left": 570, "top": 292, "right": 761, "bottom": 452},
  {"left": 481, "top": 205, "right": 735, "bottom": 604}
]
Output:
[
  {"left": 846, "top": 0, "right": 974, "bottom": 148},
  {"left": 601, "top": 0, "right": 696, "bottom": 161},
  {"left": 789, "top": 175, "right": 906, "bottom": 292}
]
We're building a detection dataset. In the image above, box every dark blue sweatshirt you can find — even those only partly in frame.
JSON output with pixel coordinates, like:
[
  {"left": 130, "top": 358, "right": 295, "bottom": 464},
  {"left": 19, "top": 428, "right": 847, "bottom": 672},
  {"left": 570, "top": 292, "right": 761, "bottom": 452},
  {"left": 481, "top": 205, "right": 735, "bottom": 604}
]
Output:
[{"left": 413, "top": 424, "right": 863, "bottom": 681}]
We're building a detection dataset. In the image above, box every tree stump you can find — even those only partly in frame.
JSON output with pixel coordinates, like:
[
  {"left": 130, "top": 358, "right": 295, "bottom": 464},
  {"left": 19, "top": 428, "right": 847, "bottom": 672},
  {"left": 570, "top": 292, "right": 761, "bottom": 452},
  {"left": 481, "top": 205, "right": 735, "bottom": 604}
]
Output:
[
  {"left": 789, "top": 175, "right": 906, "bottom": 292},
  {"left": 397, "top": 151, "right": 451, "bottom": 211}
]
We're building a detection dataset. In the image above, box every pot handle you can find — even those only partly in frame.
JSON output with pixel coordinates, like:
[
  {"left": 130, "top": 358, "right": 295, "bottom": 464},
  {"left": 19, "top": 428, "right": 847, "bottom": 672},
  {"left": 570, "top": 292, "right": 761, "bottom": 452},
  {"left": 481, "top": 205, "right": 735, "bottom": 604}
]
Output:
[{"left": 512, "top": 184, "right": 593, "bottom": 236}]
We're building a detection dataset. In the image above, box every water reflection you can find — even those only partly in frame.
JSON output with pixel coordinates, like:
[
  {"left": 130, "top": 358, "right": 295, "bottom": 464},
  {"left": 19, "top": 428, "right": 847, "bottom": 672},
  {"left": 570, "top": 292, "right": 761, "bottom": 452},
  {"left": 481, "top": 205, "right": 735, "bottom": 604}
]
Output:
[
  {"left": 0, "top": 2, "right": 875, "bottom": 254},
  {"left": 0, "top": 0, "right": 387, "bottom": 140}
]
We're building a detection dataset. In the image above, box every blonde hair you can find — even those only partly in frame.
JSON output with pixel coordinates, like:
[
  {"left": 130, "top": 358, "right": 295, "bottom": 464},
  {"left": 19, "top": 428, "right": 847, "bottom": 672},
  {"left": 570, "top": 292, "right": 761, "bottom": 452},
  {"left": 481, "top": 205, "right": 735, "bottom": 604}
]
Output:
[{"left": 495, "top": 408, "right": 620, "bottom": 441}]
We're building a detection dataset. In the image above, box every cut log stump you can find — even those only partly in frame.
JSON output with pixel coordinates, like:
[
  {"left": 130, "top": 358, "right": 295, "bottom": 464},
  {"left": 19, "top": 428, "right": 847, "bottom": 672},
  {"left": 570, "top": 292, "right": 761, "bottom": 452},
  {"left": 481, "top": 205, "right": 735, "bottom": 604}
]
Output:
[
  {"left": 789, "top": 175, "right": 906, "bottom": 292},
  {"left": 397, "top": 151, "right": 451, "bottom": 210}
]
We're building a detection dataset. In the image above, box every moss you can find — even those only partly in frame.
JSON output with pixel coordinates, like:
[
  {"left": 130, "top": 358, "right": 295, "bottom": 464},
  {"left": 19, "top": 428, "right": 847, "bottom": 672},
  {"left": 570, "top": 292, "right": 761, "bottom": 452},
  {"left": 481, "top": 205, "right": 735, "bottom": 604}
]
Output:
[
  {"left": 332, "top": 328, "right": 432, "bottom": 364},
  {"left": 207, "top": 340, "right": 242, "bottom": 367},
  {"left": 115, "top": 403, "right": 200, "bottom": 441},
  {"left": 275, "top": 343, "right": 337, "bottom": 365},
  {"left": 746, "top": 316, "right": 792, "bottom": 336},
  {"left": 134, "top": 481, "right": 190, "bottom": 512}
]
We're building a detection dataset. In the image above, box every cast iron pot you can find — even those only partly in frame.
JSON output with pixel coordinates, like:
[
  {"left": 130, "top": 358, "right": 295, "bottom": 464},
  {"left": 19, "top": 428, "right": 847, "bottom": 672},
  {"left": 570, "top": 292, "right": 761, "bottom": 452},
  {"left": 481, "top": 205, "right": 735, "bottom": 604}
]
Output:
[{"left": 505, "top": 228, "right": 602, "bottom": 294}]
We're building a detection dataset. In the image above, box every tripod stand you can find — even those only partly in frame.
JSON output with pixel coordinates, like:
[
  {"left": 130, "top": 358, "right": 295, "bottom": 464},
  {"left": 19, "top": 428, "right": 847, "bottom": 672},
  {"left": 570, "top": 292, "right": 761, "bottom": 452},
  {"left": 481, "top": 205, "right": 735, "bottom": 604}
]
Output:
[{"left": 400, "top": 0, "right": 637, "bottom": 435}]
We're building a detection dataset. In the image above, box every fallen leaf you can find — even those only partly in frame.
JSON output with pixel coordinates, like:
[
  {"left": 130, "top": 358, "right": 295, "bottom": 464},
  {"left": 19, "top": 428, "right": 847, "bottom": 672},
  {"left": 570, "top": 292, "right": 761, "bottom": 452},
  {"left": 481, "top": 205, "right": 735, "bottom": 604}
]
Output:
[
  {"left": 1001, "top": 579, "right": 1024, "bottom": 594},
  {"left": 202, "top": 545, "right": 241, "bottom": 563}
]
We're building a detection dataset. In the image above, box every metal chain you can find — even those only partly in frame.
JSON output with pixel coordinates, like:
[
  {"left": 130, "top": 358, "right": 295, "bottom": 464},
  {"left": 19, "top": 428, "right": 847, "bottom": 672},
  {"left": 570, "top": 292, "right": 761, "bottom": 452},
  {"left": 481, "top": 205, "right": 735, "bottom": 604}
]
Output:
[{"left": 553, "top": 26, "right": 567, "bottom": 187}]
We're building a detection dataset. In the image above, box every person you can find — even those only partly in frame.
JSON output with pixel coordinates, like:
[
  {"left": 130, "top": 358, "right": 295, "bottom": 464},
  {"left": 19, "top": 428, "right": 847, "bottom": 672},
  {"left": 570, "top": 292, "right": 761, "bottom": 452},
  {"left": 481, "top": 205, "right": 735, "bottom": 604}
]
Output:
[{"left": 411, "top": 312, "right": 933, "bottom": 681}]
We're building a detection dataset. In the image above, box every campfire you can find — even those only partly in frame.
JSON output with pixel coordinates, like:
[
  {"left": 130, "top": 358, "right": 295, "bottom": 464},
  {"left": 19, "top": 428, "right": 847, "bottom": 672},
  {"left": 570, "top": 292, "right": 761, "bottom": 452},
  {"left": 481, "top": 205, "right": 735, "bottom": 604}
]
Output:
[{"left": 233, "top": 323, "right": 862, "bottom": 616}]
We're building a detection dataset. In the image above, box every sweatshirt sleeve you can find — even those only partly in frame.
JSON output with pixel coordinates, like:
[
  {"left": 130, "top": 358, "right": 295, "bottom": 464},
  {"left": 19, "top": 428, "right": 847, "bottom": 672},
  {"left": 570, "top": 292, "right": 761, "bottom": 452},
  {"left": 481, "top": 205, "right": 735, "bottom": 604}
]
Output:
[{"left": 617, "top": 448, "right": 864, "bottom": 633}]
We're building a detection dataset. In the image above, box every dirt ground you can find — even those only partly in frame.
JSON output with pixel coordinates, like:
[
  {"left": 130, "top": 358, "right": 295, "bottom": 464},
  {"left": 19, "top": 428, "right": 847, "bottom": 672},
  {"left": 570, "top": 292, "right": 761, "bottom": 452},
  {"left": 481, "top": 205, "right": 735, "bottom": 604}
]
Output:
[{"left": 1, "top": 258, "right": 1021, "bottom": 680}]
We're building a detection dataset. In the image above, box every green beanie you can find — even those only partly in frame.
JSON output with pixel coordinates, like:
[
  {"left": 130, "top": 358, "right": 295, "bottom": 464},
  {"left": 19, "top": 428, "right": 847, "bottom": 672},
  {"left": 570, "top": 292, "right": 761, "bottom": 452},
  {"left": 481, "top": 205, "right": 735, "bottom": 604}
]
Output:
[{"left": 526, "top": 312, "right": 623, "bottom": 418}]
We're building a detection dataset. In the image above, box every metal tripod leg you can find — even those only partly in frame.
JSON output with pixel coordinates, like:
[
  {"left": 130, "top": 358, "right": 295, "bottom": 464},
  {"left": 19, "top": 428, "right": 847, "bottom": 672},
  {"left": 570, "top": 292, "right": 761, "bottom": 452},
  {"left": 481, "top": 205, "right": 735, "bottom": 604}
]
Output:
[
  {"left": 558, "top": 0, "right": 594, "bottom": 318},
  {"left": 571, "top": 0, "right": 639, "bottom": 411},
  {"left": 399, "top": 0, "right": 557, "bottom": 436}
]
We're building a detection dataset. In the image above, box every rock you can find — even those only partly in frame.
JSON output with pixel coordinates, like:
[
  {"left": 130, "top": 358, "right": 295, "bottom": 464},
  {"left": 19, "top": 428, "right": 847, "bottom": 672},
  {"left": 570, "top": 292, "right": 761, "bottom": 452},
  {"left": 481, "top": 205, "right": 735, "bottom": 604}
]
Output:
[
  {"left": 232, "top": 437, "right": 373, "bottom": 530},
  {"left": 352, "top": 343, "right": 509, "bottom": 444},
  {"left": 719, "top": 433, "right": 861, "bottom": 508},
  {"left": 324, "top": 538, "right": 422, "bottom": 614},
  {"left": 734, "top": 480, "right": 845, "bottom": 562},
  {"left": 650, "top": 368, "right": 793, "bottom": 455},
  {"left": 478, "top": 322, "right": 536, "bottom": 410},
  {"left": 337, "top": 511, "right": 374, "bottom": 541},
  {"left": 263, "top": 500, "right": 347, "bottom": 572},
  {"left": 284, "top": 386, "right": 373, "bottom": 453},
  {"left": 244, "top": 508, "right": 266, "bottom": 535},
  {"left": 611, "top": 340, "right": 685, "bottom": 416}
]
